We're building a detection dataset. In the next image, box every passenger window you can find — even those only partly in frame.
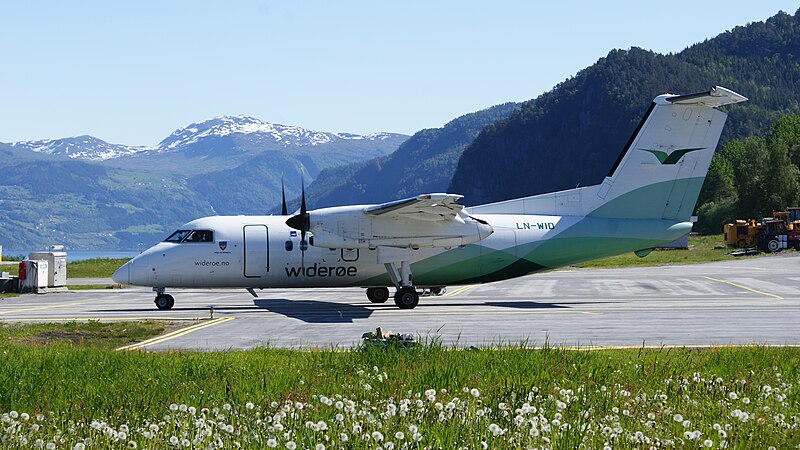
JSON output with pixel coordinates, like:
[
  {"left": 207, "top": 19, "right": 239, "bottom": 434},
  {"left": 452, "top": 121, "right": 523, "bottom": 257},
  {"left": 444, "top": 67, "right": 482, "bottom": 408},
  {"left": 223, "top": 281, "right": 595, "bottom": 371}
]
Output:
[
  {"left": 184, "top": 230, "right": 214, "bottom": 242},
  {"left": 285, "top": 240, "right": 293, "bottom": 251},
  {"left": 165, "top": 230, "right": 191, "bottom": 242}
]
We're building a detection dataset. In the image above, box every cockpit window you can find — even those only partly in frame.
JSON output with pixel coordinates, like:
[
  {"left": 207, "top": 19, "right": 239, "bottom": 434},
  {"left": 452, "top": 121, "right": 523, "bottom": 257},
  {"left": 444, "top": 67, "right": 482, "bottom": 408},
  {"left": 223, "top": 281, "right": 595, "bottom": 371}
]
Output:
[
  {"left": 165, "top": 230, "right": 192, "bottom": 242},
  {"left": 164, "top": 229, "right": 214, "bottom": 243},
  {"left": 184, "top": 230, "right": 214, "bottom": 242}
]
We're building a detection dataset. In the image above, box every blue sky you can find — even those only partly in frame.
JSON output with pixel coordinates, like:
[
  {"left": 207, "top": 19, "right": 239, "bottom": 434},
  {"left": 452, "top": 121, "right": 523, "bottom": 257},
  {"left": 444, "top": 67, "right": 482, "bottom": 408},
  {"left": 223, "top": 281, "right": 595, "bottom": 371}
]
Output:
[{"left": 1, "top": 1, "right": 797, "bottom": 146}]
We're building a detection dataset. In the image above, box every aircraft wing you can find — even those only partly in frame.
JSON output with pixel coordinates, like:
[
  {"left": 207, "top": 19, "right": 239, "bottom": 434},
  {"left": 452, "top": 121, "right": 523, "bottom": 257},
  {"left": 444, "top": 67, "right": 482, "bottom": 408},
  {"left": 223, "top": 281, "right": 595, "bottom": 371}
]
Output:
[{"left": 365, "top": 193, "right": 465, "bottom": 222}]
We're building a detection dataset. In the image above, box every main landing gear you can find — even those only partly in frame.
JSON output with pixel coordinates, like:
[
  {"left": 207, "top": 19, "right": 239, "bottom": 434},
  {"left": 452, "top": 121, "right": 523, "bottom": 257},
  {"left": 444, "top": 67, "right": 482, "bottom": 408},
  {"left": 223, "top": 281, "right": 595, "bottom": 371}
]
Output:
[
  {"left": 153, "top": 287, "right": 174, "bottom": 310},
  {"left": 365, "top": 259, "right": 444, "bottom": 309}
]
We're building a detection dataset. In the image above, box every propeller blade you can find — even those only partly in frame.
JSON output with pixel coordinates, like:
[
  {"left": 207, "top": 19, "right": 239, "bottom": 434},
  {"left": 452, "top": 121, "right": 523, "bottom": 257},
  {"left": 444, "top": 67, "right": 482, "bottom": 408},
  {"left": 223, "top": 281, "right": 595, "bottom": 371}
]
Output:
[{"left": 281, "top": 178, "right": 288, "bottom": 216}]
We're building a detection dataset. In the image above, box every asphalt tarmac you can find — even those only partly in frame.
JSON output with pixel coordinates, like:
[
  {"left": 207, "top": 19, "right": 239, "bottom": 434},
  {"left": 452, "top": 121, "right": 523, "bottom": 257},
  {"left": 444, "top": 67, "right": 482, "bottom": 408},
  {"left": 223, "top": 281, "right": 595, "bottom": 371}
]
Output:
[{"left": 1, "top": 254, "right": 799, "bottom": 351}]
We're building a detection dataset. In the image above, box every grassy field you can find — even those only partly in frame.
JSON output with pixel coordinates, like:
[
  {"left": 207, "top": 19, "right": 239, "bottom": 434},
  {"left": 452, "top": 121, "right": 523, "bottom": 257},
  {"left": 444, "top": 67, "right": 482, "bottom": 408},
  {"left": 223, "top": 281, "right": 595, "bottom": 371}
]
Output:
[
  {"left": 0, "top": 258, "right": 130, "bottom": 278},
  {"left": 0, "top": 322, "right": 797, "bottom": 449},
  {"left": 576, "top": 234, "right": 747, "bottom": 269}
]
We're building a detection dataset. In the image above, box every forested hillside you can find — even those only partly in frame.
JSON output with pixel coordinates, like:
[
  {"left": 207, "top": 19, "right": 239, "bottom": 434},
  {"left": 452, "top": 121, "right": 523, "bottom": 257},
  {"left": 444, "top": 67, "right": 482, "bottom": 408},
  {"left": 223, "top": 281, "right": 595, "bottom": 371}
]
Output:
[
  {"left": 450, "top": 9, "right": 800, "bottom": 206},
  {"left": 696, "top": 113, "right": 800, "bottom": 233},
  {"left": 302, "top": 103, "right": 519, "bottom": 209}
]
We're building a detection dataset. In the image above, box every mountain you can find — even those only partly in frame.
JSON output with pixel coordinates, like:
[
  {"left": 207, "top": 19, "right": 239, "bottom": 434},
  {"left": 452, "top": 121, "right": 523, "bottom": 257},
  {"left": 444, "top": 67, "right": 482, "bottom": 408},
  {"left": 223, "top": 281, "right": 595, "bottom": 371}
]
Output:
[
  {"left": 9, "top": 136, "right": 151, "bottom": 161},
  {"left": 300, "top": 103, "right": 520, "bottom": 209},
  {"left": 450, "top": 9, "right": 800, "bottom": 205},
  {"left": 0, "top": 117, "right": 407, "bottom": 250}
]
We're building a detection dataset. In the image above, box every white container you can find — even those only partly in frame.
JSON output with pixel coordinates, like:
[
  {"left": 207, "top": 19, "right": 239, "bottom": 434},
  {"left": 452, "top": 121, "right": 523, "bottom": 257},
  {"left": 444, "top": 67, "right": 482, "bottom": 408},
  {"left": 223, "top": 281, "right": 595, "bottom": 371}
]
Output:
[{"left": 29, "top": 252, "right": 67, "bottom": 287}]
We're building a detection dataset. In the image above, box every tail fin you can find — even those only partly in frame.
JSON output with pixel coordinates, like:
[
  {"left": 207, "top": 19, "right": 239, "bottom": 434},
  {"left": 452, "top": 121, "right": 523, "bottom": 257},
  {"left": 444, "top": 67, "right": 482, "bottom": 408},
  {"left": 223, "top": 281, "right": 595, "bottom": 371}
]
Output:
[{"left": 469, "top": 86, "right": 747, "bottom": 220}]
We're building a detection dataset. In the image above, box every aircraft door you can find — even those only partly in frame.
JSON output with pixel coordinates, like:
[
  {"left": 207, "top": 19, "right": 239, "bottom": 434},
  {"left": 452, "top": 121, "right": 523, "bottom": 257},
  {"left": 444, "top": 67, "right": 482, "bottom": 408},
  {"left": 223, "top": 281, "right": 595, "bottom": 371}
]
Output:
[{"left": 243, "top": 225, "right": 269, "bottom": 278}]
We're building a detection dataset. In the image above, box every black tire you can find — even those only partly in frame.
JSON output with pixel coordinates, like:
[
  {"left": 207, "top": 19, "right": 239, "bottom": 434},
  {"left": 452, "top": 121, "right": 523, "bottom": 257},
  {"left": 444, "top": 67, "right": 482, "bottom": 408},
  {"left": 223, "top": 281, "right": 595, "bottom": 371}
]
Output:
[
  {"left": 394, "top": 287, "right": 419, "bottom": 309},
  {"left": 366, "top": 287, "right": 390, "bottom": 303},
  {"left": 767, "top": 239, "right": 780, "bottom": 253},
  {"left": 155, "top": 294, "right": 175, "bottom": 310},
  {"left": 429, "top": 287, "right": 443, "bottom": 295},
  {"left": 737, "top": 239, "right": 748, "bottom": 248}
]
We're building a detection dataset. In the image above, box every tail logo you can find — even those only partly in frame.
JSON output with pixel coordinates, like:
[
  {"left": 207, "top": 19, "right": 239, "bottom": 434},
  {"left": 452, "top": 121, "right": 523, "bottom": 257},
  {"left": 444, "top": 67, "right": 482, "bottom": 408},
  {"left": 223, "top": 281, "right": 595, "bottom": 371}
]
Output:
[{"left": 640, "top": 147, "right": 704, "bottom": 165}]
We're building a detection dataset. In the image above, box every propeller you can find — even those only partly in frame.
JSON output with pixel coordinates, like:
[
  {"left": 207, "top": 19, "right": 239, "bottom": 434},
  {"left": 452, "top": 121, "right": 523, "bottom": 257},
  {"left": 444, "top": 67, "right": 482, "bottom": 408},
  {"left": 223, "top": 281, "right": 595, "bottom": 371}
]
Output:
[
  {"left": 286, "top": 179, "right": 311, "bottom": 265},
  {"left": 280, "top": 178, "right": 288, "bottom": 216}
]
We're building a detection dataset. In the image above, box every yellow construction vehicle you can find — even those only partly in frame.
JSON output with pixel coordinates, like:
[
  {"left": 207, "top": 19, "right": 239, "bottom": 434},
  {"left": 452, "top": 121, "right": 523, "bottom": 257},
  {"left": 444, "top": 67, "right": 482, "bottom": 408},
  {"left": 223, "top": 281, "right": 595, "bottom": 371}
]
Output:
[{"left": 724, "top": 207, "right": 800, "bottom": 252}]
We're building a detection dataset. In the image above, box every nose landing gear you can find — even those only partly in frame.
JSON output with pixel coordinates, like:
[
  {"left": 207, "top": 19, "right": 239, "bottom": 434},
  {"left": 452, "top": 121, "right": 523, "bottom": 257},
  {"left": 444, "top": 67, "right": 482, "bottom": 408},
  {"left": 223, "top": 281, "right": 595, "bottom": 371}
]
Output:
[{"left": 153, "top": 287, "right": 175, "bottom": 310}]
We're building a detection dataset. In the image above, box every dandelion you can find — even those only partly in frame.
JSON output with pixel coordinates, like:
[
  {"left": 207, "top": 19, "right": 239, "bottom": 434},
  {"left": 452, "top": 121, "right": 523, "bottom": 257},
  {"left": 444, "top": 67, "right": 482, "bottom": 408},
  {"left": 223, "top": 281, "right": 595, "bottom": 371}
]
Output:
[
  {"left": 471, "top": 388, "right": 480, "bottom": 397},
  {"left": 170, "top": 403, "right": 179, "bottom": 411},
  {"left": 729, "top": 392, "right": 738, "bottom": 400},
  {"left": 372, "top": 431, "right": 384, "bottom": 442},
  {"left": 684, "top": 431, "right": 695, "bottom": 440},
  {"left": 74, "top": 444, "right": 85, "bottom": 450},
  {"left": 170, "top": 436, "right": 179, "bottom": 445},
  {"left": 246, "top": 402, "right": 255, "bottom": 410},
  {"left": 742, "top": 397, "right": 750, "bottom": 405},
  {"left": 315, "top": 444, "right": 325, "bottom": 450},
  {"left": 267, "top": 438, "right": 278, "bottom": 448},
  {"left": 286, "top": 441, "right": 296, "bottom": 450},
  {"left": 683, "top": 420, "right": 692, "bottom": 428},
  {"left": 127, "top": 442, "right": 137, "bottom": 449},
  {"left": 673, "top": 413, "right": 683, "bottom": 422}
]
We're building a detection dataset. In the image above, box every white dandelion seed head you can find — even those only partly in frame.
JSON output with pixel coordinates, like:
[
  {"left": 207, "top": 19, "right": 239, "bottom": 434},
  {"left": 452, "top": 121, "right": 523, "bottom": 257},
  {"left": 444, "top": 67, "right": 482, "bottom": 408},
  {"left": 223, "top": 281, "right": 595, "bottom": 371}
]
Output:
[
  {"left": 170, "top": 403, "right": 179, "bottom": 411},
  {"left": 742, "top": 397, "right": 750, "bottom": 405},
  {"left": 315, "top": 444, "right": 325, "bottom": 450},
  {"left": 74, "top": 444, "right": 85, "bottom": 450},
  {"left": 286, "top": 441, "right": 296, "bottom": 450},
  {"left": 673, "top": 413, "right": 683, "bottom": 423},
  {"left": 471, "top": 388, "right": 480, "bottom": 397},
  {"left": 728, "top": 392, "right": 738, "bottom": 400},
  {"left": 170, "top": 436, "right": 179, "bottom": 445},
  {"left": 684, "top": 431, "right": 695, "bottom": 440},
  {"left": 425, "top": 389, "right": 436, "bottom": 397},
  {"left": 372, "top": 431, "right": 384, "bottom": 442},
  {"left": 683, "top": 420, "right": 691, "bottom": 428},
  {"left": 127, "top": 442, "right": 137, "bottom": 449},
  {"left": 340, "top": 433, "right": 348, "bottom": 442}
]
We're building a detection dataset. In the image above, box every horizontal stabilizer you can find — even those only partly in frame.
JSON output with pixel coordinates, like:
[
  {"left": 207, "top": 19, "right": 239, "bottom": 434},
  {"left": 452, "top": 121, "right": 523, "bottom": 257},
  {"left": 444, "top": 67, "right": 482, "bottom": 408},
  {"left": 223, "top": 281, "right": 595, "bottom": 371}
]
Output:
[{"left": 665, "top": 86, "right": 748, "bottom": 107}]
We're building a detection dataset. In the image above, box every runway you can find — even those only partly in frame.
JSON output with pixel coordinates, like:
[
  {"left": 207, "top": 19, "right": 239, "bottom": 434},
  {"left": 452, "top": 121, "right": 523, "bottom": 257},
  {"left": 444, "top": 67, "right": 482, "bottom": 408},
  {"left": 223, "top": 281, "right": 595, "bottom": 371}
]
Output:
[{"left": 1, "top": 254, "right": 799, "bottom": 351}]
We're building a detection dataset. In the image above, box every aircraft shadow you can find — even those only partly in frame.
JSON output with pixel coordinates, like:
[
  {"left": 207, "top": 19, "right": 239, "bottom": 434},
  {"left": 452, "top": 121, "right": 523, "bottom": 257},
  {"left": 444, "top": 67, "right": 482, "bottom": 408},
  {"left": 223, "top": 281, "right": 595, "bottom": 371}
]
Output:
[
  {"left": 483, "top": 301, "right": 569, "bottom": 309},
  {"left": 251, "top": 298, "right": 375, "bottom": 323}
]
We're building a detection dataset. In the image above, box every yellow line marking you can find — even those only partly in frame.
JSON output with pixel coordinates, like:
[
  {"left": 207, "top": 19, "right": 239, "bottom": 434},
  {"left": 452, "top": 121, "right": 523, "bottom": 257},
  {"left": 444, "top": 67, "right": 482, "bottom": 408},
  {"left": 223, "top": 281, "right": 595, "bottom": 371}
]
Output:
[
  {"left": 0, "top": 302, "right": 84, "bottom": 316},
  {"left": 703, "top": 276, "right": 784, "bottom": 300},
  {"left": 442, "top": 285, "right": 476, "bottom": 297},
  {"left": 117, "top": 317, "right": 234, "bottom": 351}
]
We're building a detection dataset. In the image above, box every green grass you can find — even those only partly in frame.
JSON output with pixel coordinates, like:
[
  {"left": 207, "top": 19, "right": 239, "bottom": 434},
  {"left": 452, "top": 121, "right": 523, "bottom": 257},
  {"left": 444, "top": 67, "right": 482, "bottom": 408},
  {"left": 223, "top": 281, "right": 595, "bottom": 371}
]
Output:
[
  {"left": 66, "top": 258, "right": 130, "bottom": 278},
  {"left": 67, "top": 284, "right": 128, "bottom": 290},
  {"left": 0, "top": 322, "right": 797, "bottom": 449},
  {"left": 576, "top": 234, "right": 750, "bottom": 269},
  {"left": 0, "top": 321, "right": 171, "bottom": 350},
  {"left": 0, "top": 258, "right": 130, "bottom": 278}
]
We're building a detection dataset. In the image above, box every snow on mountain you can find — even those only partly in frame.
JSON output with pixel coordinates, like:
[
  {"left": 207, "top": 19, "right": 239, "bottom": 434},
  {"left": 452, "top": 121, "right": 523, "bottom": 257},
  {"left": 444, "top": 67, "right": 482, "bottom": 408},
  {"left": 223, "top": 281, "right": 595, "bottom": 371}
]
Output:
[
  {"left": 8, "top": 135, "right": 153, "bottom": 161},
  {"left": 157, "top": 115, "right": 400, "bottom": 151},
  {"left": 7, "top": 116, "right": 406, "bottom": 161}
]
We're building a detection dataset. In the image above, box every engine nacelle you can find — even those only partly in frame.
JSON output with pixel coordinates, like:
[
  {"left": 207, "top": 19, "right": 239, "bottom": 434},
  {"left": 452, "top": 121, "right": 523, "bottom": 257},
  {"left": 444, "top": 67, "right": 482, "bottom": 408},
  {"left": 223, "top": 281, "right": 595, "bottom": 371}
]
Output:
[{"left": 305, "top": 205, "right": 493, "bottom": 249}]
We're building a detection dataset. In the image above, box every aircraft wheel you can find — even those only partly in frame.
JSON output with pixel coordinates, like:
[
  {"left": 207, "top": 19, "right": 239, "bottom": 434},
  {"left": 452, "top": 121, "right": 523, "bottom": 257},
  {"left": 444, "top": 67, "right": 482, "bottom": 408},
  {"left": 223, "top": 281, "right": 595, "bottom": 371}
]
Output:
[
  {"left": 155, "top": 294, "right": 175, "bottom": 310},
  {"left": 366, "top": 287, "right": 390, "bottom": 303},
  {"left": 429, "top": 286, "right": 444, "bottom": 296},
  {"left": 394, "top": 287, "right": 419, "bottom": 309},
  {"left": 767, "top": 239, "right": 780, "bottom": 253}
]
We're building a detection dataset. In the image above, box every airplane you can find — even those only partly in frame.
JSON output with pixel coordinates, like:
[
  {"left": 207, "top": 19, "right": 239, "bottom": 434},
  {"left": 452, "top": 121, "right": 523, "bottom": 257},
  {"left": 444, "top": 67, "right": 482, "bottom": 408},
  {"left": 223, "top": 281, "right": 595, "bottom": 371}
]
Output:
[{"left": 112, "top": 86, "right": 747, "bottom": 310}]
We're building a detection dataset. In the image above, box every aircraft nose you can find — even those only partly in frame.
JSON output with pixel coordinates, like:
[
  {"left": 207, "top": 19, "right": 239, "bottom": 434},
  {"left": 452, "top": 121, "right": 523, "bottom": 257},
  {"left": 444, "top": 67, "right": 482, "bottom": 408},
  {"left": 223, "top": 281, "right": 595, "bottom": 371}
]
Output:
[
  {"left": 112, "top": 261, "right": 130, "bottom": 285},
  {"left": 113, "top": 254, "right": 151, "bottom": 286}
]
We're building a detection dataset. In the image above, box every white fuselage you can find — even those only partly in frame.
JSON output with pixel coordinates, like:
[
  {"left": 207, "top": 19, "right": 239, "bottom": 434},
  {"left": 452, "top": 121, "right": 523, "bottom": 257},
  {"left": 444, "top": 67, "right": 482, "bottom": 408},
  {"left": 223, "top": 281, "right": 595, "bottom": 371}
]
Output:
[{"left": 113, "top": 213, "right": 688, "bottom": 289}]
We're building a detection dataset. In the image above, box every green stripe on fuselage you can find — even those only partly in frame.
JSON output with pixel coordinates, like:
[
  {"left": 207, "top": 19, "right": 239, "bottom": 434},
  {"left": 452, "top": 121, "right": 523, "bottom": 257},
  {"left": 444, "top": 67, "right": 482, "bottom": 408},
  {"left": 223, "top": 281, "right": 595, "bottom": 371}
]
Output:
[{"left": 361, "top": 179, "right": 698, "bottom": 286}]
